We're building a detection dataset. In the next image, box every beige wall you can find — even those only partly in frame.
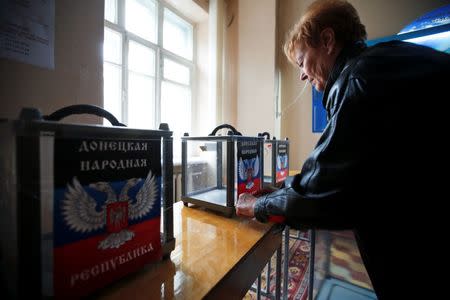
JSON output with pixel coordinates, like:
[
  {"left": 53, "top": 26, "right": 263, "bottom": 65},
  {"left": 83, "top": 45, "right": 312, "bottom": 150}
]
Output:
[
  {"left": 222, "top": 0, "right": 238, "bottom": 128},
  {"left": 237, "top": 0, "right": 277, "bottom": 136},
  {"left": 193, "top": 20, "right": 210, "bottom": 135},
  {"left": 1, "top": 0, "right": 104, "bottom": 125},
  {"left": 352, "top": 0, "right": 450, "bottom": 39},
  {"left": 277, "top": 0, "right": 450, "bottom": 171}
]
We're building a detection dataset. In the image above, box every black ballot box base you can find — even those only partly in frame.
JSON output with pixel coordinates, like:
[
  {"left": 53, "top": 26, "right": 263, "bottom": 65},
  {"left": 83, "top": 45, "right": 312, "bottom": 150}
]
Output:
[
  {"left": 182, "top": 188, "right": 234, "bottom": 217},
  {"left": 162, "top": 237, "right": 176, "bottom": 260}
]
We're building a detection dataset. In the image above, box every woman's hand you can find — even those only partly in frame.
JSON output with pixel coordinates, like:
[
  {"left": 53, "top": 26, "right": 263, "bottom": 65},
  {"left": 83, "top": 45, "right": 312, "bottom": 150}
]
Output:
[{"left": 235, "top": 193, "right": 257, "bottom": 218}]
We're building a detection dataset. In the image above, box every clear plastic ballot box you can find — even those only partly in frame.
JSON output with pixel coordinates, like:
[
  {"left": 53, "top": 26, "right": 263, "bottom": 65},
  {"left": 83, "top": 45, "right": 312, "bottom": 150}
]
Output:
[
  {"left": 259, "top": 132, "right": 290, "bottom": 188},
  {"left": 181, "top": 124, "right": 264, "bottom": 217},
  {"left": 0, "top": 105, "right": 175, "bottom": 298}
]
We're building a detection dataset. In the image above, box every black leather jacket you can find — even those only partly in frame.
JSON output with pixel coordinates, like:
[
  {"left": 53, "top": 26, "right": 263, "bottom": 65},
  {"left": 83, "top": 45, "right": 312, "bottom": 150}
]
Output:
[{"left": 253, "top": 41, "right": 450, "bottom": 299}]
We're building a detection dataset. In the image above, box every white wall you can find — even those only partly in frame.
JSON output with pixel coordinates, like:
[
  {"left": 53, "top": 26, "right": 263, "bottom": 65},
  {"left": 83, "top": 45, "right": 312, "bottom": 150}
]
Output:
[
  {"left": 237, "top": 0, "right": 277, "bottom": 136},
  {"left": 1, "top": 0, "right": 104, "bottom": 124}
]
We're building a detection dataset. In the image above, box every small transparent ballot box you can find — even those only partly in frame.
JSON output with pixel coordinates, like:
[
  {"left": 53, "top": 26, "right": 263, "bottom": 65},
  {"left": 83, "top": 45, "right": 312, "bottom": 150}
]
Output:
[
  {"left": 259, "top": 132, "right": 290, "bottom": 188},
  {"left": 181, "top": 125, "right": 264, "bottom": 217}
]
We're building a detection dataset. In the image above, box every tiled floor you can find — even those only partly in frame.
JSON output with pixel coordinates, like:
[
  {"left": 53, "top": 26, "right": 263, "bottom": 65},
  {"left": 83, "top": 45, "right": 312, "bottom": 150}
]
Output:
[{"left": 316, "top": 278, "right": 377, "bottom": 300}]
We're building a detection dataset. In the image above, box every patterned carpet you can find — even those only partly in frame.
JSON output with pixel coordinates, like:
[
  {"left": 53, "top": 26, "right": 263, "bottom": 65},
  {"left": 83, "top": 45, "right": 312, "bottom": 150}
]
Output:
[
  {"left": 243, "top": 230, "right": 311, "bottom": 300},
  {"left": 243, "top": 230, "right": 374, "bottom": 300},
  {"left": 328, "top": 231, "right": 373, "bottom": 290},
  {"left": 313, "top": 230, "right": 374, "bottom": 298}
]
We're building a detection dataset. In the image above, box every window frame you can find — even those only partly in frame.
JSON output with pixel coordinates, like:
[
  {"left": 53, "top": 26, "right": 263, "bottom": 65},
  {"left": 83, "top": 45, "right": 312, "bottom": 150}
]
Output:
[{"left": 103, "top": 0, "right": 196, "bottom": 130}]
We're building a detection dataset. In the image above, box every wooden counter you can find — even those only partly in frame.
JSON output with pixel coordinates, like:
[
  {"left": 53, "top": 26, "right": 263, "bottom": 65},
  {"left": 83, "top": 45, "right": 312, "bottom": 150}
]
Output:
[{"left": 94, "top": 202, "right": 282, "bottom": 300}]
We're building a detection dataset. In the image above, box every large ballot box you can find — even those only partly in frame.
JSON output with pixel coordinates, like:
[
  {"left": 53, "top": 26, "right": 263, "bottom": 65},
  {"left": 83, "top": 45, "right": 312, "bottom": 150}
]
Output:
[{"left": 0, "top": 105, "right": 175, "bottom": 298}]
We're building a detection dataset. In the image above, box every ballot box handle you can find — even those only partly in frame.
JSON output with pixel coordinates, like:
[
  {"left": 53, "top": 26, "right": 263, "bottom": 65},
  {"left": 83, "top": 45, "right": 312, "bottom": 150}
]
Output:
[
  {"left": 209, "top": 124, "right": 242, "bottom": 136},
  {"left": 43, "top": 104, "right": 126, "bottom": 126},
  {"left": 257, "top": 132, "right": 271, "bottom": 140}
]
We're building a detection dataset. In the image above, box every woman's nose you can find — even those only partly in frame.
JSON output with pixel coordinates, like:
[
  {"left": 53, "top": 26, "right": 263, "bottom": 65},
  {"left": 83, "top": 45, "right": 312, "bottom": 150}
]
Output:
[{"left": 300, "top": 73, "right": 308, "bottom": 81}]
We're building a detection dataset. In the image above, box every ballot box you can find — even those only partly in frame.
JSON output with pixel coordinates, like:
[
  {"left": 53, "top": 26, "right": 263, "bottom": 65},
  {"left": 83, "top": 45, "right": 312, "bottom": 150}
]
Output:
[
  {"left": 181, "top": 124, "right": 264, "bottom": 217},
  {"left": 0, "top": 105, "right": 175, "bottom": 298},
  {"left": 259, "top": 132, "right": 290, "bottom": 188}
]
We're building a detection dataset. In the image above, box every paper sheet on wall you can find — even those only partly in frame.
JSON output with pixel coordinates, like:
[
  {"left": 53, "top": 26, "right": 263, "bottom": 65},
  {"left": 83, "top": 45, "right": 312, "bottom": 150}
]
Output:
[{"left": 0, "top": 0, "right": 55, "bottom": 69}]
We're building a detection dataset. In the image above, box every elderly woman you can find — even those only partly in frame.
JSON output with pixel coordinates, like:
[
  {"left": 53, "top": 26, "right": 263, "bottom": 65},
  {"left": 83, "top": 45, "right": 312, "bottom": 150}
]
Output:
[{"left": 236, "top": 0, "right": 450, "bottom": 299}]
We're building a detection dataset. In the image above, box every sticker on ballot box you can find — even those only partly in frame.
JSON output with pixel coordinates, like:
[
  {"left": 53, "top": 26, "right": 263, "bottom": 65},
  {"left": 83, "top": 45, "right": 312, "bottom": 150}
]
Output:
[
  {"left": 237, "top": 141, "right": 261, "bottom": 196},
  {"left": 52, "top": 138, "right": 162, "bottom": 297},
  {"left": 276, "top": 143, "right": 288, "bottom": 183}
]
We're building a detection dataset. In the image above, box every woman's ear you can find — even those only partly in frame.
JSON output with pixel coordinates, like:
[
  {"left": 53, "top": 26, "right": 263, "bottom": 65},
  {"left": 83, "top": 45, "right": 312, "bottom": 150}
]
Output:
[{"left": 321, "top": 28, "right": 336, "bottom": 55}]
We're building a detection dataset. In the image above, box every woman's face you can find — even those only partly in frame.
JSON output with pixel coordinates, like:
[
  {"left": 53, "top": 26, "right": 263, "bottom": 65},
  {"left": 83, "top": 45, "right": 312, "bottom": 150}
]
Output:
[{"left": 294, "top": 32, "right": 338, "bottom": 91}]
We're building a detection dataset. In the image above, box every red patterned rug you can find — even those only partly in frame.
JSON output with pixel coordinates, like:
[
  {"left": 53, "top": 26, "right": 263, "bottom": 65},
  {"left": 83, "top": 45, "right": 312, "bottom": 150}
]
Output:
[{"left": 243, "top": 232, "right": 311, "bottom": 300}]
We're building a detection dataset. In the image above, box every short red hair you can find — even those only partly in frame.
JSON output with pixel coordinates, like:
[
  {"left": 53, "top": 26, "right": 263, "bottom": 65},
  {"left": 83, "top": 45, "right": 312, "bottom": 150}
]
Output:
[{"left": 284, "top": 0, "right": 367, "bottom": 65}]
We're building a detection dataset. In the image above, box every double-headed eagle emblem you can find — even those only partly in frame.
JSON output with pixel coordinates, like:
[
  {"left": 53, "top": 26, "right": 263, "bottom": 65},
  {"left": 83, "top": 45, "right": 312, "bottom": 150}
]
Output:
[
  {"left": 277, "top": 154, "right": 288, "bottom": 170},
  {"left": 238, "top": 155, "right": 260, "bottom": 190},
  {"left": 61, "top": 170, "right": 157, "bottom": 250}
]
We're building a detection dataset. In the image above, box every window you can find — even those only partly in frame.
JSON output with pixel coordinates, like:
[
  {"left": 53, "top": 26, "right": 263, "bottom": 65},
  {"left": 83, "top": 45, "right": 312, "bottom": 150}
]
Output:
[{"left": 103, "top": 0, "right": 194, "bottom": 158}]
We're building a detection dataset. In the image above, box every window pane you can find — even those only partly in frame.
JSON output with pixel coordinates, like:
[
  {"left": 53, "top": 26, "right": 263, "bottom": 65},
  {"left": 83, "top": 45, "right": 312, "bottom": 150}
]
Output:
[
  {"left": 163, "top": 58, "right": 190, "bottom": 85},
  {"left": 129, "top": 41, "right": 155, "bottom": 76},
  {"left": 103, "top": 62, "right": 122, "bottom": 124},
  {"left": 163, "top": 8, "right": 193, "bottom": 60},
  {"left": 104, "top": 27, "right": 122, "bottom": 64},
  {"left": 105, "top": 0, "right": 118, "bottom": 23},
  {"left": 161, "top": 81, "right": 191, "bottom": 157},
  {"left": 125, "top": 0, "right": 157, "bottom": 43},
  {"left": 128, "top": 72, "right": 155, "bottom": 129}
]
